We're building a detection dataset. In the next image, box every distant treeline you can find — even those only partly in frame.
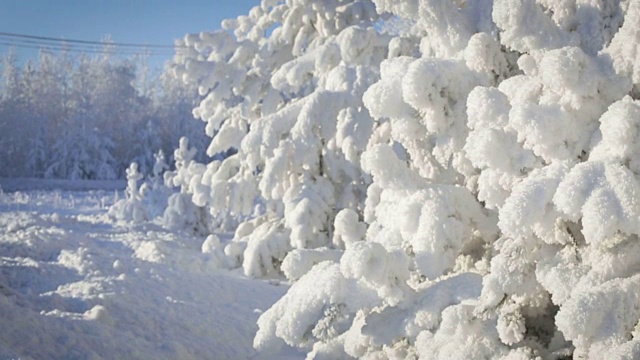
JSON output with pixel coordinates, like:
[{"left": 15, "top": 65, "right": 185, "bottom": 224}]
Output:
[{"left": 0, "top": 49, "right": 209, "bottom": 179}]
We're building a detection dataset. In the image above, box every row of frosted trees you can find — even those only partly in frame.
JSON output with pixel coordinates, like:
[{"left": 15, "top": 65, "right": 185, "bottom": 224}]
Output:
[
  {"left": 159, "top": 0, "right": 640, "bottom": 359},
  {"left": 0, "top": 49, "right": 208, "bottom": 180}
]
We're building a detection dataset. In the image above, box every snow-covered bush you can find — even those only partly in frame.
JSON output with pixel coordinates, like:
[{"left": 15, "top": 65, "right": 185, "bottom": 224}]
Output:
[
  {"left": 139, "top": 150, "right": 174, "bottom": 218},
  {"left": 162, "top": 137, "right": 211, "bottom": 235},
  {"left": 109, "top": 151, "right": 179, "bottom": 224},
  {"left": 108, "top": 162, "right": 148, "bottom": 223},
  {"left": 170, "top": 0, "right": 640, "bottom": 358}
]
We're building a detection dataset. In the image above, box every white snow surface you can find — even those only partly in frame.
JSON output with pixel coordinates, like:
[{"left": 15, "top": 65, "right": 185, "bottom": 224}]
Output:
[{"left": 0, "top": 183, "right": 301, "bottom": 360}]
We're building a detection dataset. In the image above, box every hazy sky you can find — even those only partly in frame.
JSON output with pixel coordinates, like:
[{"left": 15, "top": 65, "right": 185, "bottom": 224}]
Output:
[{"left": 0, "top": 0, "right": 259, "bottom": 68}]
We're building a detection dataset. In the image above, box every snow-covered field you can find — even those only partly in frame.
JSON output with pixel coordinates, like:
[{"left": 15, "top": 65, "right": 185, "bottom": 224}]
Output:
[{"left": 0, "top": 180, "right": 299, "bottom": 359}]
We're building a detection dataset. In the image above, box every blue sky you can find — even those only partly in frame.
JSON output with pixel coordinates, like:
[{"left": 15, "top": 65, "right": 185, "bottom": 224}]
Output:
[{"left": 0, "top": 0, "right": 259, "bottom": 68}]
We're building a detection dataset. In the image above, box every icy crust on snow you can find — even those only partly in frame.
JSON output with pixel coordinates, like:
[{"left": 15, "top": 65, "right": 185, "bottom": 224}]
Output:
[{"left": 156, "top": 0, "right": 640, "bottom": 358}]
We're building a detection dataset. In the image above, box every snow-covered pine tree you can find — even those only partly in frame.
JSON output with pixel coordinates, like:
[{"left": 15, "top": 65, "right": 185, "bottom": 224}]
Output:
[
  {"left": 162, "top": 137, "right": 211, "bottom": 235},
  {"left": 171, "top": 0, "right": 389, "bottom": 278},
  {"left": 172, "top": 0, "right": 640, "bottom": 359},
  {"left": 139, "top": 150, "right": 174, "bottom": 218},
  {"left": 108, "top": 162, "right": 148, "bottom": 223},
  {"left": 154, "top": 68, "right": 207, "bottom": 163}
]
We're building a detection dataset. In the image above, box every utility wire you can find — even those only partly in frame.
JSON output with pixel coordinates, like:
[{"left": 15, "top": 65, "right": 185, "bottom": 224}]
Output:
[
  {"left": 0, "top": 38, "right": 177, "bottom": 54},
  {"left": 0, "top": 35, "right": 176, "bottom": 52},
  {"left": 0, "top": 41, "right": 179, "bottom": 56},
  {"left": 0, "top": 31, "right": 188, "bottom": 49},
  {"left": 0, "top": 31, "right": 192, "bottom": 56}
]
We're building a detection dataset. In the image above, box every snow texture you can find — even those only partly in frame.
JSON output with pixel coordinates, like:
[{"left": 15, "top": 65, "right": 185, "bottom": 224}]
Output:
[{"left": 0, "top": 184, "right": 302, "bottom": 359}]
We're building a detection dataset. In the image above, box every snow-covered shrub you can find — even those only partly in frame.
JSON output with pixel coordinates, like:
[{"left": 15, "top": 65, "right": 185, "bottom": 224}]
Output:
[
  {"left": 170, "top": 0, "right": 640, "bottom": 358},
  {"left": 139, "top": 150, "right": 174, "bottom": 218},
  {"left": 108, "top": 162, "right": 148, "bottom": 223},
  {"left": 109, "top": 152, "right": 177, "bottom": 225},
  {"left": 162, "top": 137, "right": 211, "bottom": 235}
]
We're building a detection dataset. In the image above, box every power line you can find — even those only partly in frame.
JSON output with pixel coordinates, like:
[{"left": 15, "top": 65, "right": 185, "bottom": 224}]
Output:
[
  {"left": 0, "top": 35, "right": 172, "bottom": 52},
  {"left": 0, "top": 41, "right": 179, "bottom": 56},
  {"left": 0, "top": 39, "right": 177, "bottom": 55},
  {"left": 0, "top": 31, "right": 188, "bottom": 49},
  {"left": 0, "top": 31, "right": 192, "bottom": 57}
]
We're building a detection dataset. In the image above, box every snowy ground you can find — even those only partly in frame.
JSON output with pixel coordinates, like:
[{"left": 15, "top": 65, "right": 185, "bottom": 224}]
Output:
[{"left": 0, "top": 180, "right": 300, "bottom": 359}]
